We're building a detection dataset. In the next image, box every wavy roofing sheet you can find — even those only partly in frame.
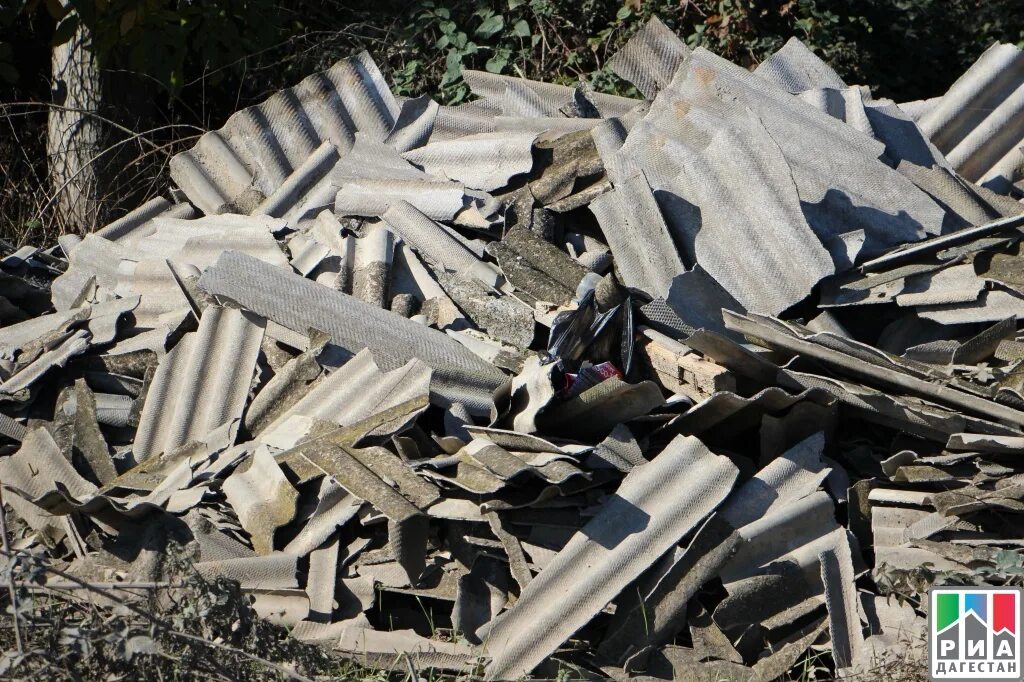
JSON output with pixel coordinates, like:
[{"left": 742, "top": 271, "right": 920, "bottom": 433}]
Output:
[
  {"left": 197, "top": 250, "right": 505, "bottom": 414},
  {"left": 335, "top": 178, "right": 467, "bottom": 221},
  {"left": 599, "top": 434, "right": 829, "bottom": 661},
  {"left": 401, "top": 131, "right": 536, "bottom": 192},
  {"left": 382, "top": 201, "right": 501, "bottom": 287},
  {"left": 94, "top": 196, "right": 197, "bottom": 245},
  {"left": 607, "top": 16, "right": 690, "bottom": 99},
  {"left": 480, "top": 434, "right": 737, "bottom": 680},
  {"left": 131, "top": 216, "right": 289, "bottom": 269},
  {"left": 259, "top": 349, "right": 431, "bottom": 444},
  {"left": 603, "top": 48, "right": 948, "bottom": 312},
  {"left": 916, "top": 288, "right": 1024, "bottom": 325},
  {"left": 50, "top": 234, "right": 130, "bottom": 310},
  {"left": 754, "top": 37, "right": 846, "bottom": 93},
  {"left": 0, "top": 428, "right": 97, "bottom": 538},
  {"left": 170, "top": 52, "right": 400, "bottom": 215},
  {"left": 725, "top": 311, "right": 1024, "bottom": 427},
  {"left": 753, "top": 38, "right": 944, "bottom": 171},
  {"left": 670, "top": 107, "right": 835, "bottom": 313},
  {"left": 588, "top": 170, "right": 686, "bottom": 298},
  {"left": 134, "top": 306, "right": 265, "bottom": 459},
  {"left": 461, "top": 70, "right": 638, "bottom": 119},
  {"left": 895, "top": 263, "right": 984, "bottom": 307},
  {"left": 915, "top": 43, "right": 1024, "bottom": 190},
  {"left": 113, "top": 258, "right": 192, "bottom": 331}
]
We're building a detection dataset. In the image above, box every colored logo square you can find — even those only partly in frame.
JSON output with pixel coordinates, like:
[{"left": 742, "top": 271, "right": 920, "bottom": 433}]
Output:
[{"left": 930, "top": 587, "right": 1023, "bottom": 680}]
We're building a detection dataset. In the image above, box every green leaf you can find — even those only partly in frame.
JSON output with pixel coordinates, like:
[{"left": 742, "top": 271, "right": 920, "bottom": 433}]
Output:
[
  {"left": 512, "top": 19, "right": 530, "bottom": 37},
  {"left": 485, "top": 54, "right": 507, "bottom": 73},
  {"left": 443, "top": 47, "right": 462, "bottom": 81},
  {"left": 449, "top": 85, "right": 468, "bottom": 105},
  {"left": 475, "top": 14, "right": 504, "bottom": 38},
  {"left": 51, "top": 14, "right": 79, "bottom": 46},
  {"left": 616, "top": 6, "right": 632, "bottom": 21},
  {"left": 508, "top": 0, "right": 526, "bottom": 7}
]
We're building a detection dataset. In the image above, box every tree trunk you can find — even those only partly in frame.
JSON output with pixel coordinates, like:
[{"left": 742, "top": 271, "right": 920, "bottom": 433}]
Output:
[{"left": 48, "top": 15, "right": 103, "bottom": 234}]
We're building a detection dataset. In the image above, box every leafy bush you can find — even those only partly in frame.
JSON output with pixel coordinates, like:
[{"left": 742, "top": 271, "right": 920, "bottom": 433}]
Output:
[{"left": 13, "top": 0, "right": 1024, "bottom": 107}]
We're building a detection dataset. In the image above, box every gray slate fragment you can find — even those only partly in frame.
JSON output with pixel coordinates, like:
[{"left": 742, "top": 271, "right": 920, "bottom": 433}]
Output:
[{"left": 197, "top": 250, "right": 505, "bottom": 415}]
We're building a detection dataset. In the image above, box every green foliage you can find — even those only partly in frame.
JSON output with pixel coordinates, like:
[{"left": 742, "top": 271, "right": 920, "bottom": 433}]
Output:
[
  {"left": 8, "top": 0, "right": 1024, "bottom": 105},
  {"left": 381, "top": 0, "right": 1024, "bottom": 105}
]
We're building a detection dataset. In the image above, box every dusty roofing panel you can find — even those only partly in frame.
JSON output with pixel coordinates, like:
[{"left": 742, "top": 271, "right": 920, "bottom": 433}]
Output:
[
  {"left": 170, "top": 52, "right": 400, "bottom": 215},
  {"left": 114, "top": 259, "right": 192, "bottom": 331},
  {"left": 259, "top": 349, "right": 430, "bottom": 444},
  {"left": 461, "top": 69, "right": 638, "bottom": 119},
  {"left": 480, "top": 434, "right": 737, "bottom": 680},
  {"left": 50, "top": 234, "right": 130, "bottom": 310},
  {"left": 381, "top": 201, "right": 501, "bottom": 287},
  {"left": 133, "top": 306, "right": 265, "bottom": 459},
  {"left": 222, "top": 446, "right": 298, "bottom": 555},
  {"left": 334, "top": 178, "right": 470, "bottom": 222},
  {"left": 916, "top": 289, "right": 1024, "bottom": 325},
  {"left": 401, "top": 131, "right": 536, "bottom": 191},
  {"left": 607, "top": 16, "right": 690, "bottom": 99},
  {"left": 669, "top": 108, "right": 836, "bottom": 313},
  {"left": 754, "top": 37, "right": 847, "bottom": 93},
  {"left": 600, "top": 434, "right": 829, "bottom": 661},
  {"left": 94, "top": 196, "right": 197, "bottom": 245},
  {"left": 612, "top": 47, "right": 948, "bottom": 270},
  {"left": 588, "top": 170, "right": 686, "bottom": 298},
  {"left": 197, "top": 250, "right": 504, "bottom": 414},
  {"left": 132, "top": 215, "right": 290, "bottom": 269},
  {"left": 894, "top": 263, "right": 984, "bottom": 307},
  {"left": 916, "top": 43, "right": 1024, "bottom": 189},
  {"left": 725, "top": 310, "right": 1024, "bottom": 427}
]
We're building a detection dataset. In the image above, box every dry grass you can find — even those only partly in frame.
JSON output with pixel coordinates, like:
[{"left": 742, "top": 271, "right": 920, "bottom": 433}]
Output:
[{"left": 0, "top": 101, "right": 201, "bottom": 247}]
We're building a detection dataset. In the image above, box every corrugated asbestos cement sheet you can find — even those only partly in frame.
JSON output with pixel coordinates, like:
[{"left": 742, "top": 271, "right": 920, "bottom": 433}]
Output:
[
  {"left": 607, "top": 16, "right": 690, "bottom": 99},
  {"left": 197, "top": 250, "right": 505, "bottom": 414},
  {"left": 170, "top": 51, "right": 400, "bottom": 215},
  {"left": 134, "top": 306, "right": 265, "bottom": 459},
  {"left": 588, "top": 170, "right": 686, "bottom": 298},
  {"left": 603, "top": 46, "right": 949, "bottom": 312},
  {"left": 460, "top": 69, "right": 638, "bottom": 119},
  {"left": 480, "top": 434, "right": 738, "bottom": 680},
  {"left": 260, "top": 349, "right": 431, "bottom": 442},
  {"left": 915, "top": 43, "right": 1024, "bottom": 191},
  {"left": 754, "top": 37, "right": 847, "bottom": 93}
]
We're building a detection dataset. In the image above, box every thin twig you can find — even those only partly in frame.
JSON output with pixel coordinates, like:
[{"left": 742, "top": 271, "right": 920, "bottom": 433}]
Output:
[
  {"left": 0, "top": 102, "right": 192, "bottom": 152},
  {"left": 0, "top": 488, "right": 24, "bottom": 655},
  {"left": 0, "top": 548, "right": 315, "bottom": 682},
  {"left": 34, "top": 126, "right": 196, "bottom": 223},
  {"left": 0, "top": 581, "right": 178, "bottom": 591}
]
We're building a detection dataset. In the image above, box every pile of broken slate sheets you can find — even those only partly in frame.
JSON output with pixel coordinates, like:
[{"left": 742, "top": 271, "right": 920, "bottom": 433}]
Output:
[{"left": 4, "top": 16, "right": 1024, "bottom": 680}]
